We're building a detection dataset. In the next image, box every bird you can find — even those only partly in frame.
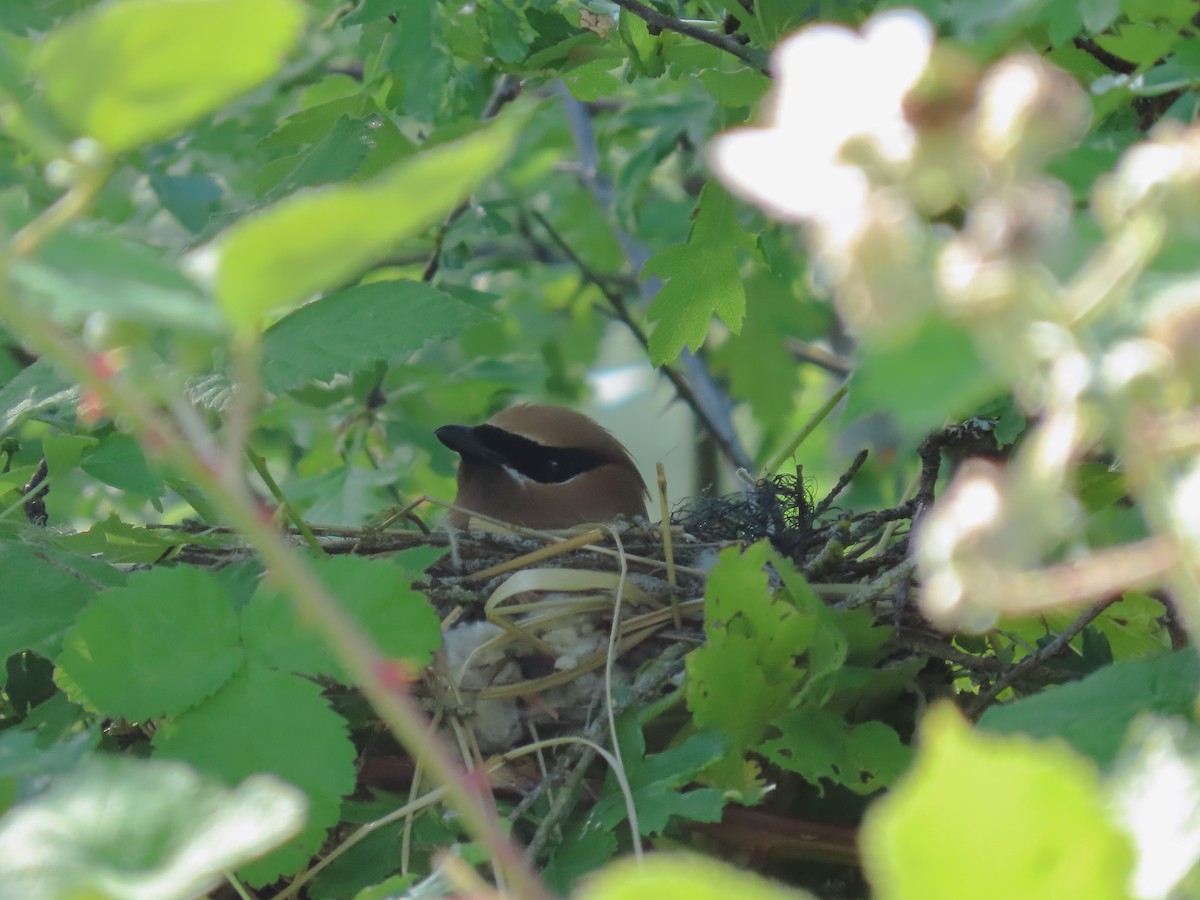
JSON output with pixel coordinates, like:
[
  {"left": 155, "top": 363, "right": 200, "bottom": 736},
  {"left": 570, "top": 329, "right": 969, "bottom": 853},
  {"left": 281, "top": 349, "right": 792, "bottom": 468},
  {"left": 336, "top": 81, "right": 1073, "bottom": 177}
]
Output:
[{"left": 435, "top": 404, "right": 648, "bottom": 530}]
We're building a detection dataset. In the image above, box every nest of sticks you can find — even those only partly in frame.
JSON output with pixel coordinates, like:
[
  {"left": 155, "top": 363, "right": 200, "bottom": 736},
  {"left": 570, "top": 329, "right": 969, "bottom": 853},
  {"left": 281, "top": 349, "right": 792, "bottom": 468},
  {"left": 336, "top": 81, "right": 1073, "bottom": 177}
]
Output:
[
  {"left": 163, "top": 418, "right": 1113, "bottom": 871},
  {"left": 166, "top": 421, "right": 1034, "bottom": 752}
]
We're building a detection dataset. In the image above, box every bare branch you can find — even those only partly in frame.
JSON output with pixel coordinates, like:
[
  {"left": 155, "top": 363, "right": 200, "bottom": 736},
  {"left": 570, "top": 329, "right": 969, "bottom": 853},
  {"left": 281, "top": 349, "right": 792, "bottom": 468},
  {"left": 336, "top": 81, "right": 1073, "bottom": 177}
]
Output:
[{"left": 608, "top": 0, "right": 767, "bottom": 73}]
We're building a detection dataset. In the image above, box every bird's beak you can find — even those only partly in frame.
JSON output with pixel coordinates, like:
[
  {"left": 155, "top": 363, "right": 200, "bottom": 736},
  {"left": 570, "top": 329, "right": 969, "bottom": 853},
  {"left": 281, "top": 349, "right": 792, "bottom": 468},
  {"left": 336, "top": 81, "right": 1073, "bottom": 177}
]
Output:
[{"left": 436, "top": 424, "right": 507, "bottom": 466}]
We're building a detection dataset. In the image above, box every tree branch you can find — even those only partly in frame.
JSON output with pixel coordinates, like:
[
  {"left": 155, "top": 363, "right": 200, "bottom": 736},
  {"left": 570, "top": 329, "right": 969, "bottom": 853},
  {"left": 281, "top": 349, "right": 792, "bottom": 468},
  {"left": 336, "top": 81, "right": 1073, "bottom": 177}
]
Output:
[
  {"left": 967, "top": 594, "right": 1121, "bottom": 718},
  {"left": 528, "top": 210, "right": 753, "bottom": 473},
  {"left": 556, "top": 88, "right": 755, "bottom": 474},
  {"left": 608, "top": 0, "right": 766, "bottom": 73}
]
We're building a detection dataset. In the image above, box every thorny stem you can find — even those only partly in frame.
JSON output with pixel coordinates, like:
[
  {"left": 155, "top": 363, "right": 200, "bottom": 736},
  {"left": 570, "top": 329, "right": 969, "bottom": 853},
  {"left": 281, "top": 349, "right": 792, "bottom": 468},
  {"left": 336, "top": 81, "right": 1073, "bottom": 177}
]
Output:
[{"left": 0, "top": 184, "right": 549, "bottom": 900}]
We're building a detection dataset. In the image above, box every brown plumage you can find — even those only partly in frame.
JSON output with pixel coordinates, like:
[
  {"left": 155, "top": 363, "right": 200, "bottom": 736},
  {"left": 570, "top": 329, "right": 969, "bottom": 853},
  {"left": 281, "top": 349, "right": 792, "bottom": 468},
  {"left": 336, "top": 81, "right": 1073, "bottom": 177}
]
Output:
[{"left": 436, "top": 404, "right": 648, "bottom": 529}]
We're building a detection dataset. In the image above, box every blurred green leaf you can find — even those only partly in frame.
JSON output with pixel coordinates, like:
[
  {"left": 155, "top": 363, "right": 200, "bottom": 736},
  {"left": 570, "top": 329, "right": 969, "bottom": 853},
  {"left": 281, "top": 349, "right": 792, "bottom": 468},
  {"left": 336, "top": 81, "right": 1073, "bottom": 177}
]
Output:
[
  {"left": 10, "top": 228, "right": 220, "bottom": 332},
  {"left": 1095, "top": 22, "right": 1180, "bottom": 66},
  {"left": 0, "top": 756, "right": 306, "bottom": 900},
  {"left": 862, "top": 704, "right": 1135, "bottom": 900},
  {"left": 846, "top": 316, "right": 1003, "bottom": 445},
  {"left": 42, "top": 432, "right": 95, "bottom": 477},
  {"left": 33, "top": 0, "right": 306, "bottom": 153},
  {"left": 577, "top": 854, "right": 814, "bottom": 900},
  {"left": 261, "top": 280, "right": 492, "bottom": 393},
  {"left": 0, "top": 360, "right": 76, "bottom": 437},
  {"left": 149, "top": 172, "right": 223, "bottom": 234},
  {"left": 212, "top": 107, "right": 530, "bottom": 330}
]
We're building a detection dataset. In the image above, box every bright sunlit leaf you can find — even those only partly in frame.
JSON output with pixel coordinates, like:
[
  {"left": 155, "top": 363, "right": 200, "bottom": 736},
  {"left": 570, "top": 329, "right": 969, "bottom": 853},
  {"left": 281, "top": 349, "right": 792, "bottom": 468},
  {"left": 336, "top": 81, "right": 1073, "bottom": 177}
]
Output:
[
  {"left": 33, "top": 0, "right": 306, "bottom": 153},
  {"left": 862, "top": 704, "right": 1135, "bottom": 900}
]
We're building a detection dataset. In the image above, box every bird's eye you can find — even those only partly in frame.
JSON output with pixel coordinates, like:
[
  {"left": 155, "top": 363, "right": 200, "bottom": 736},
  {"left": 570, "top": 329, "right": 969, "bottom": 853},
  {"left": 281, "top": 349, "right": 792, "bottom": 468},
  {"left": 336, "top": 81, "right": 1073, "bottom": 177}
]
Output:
[{"left": 545, "top": 458, "right": 563, "bottom": 476}]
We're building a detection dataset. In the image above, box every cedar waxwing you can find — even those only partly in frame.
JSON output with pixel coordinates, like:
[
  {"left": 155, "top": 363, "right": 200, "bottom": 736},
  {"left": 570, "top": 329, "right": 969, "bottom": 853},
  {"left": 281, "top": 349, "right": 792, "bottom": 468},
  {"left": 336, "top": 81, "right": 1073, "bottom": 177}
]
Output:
[{"left": 436, "top": 404, "right": 648, "bottom": 529}]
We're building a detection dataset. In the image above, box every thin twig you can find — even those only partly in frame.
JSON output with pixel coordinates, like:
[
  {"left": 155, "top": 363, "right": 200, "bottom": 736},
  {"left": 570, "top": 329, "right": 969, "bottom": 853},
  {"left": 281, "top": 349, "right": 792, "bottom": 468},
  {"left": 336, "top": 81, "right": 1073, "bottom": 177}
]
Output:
[
  {"left": 812, "top": 448, "right": 868, "bottom": 518},
  {"left": 528, "top": 209, "right": 753, "bottom": 471},
  {"left": 422, "top": 74, "right": 521, "bottom": 282},
  {"left": 608, "top": 0, "right": 766, "bottom": 72},
  {"left": 764, "top": 384, "right": 849, "bottom": 475},
  {"left": 556, "top": 88, "right": 754, "bottom": 475},
  {"left": 967, "top": 594, "right": 1122, "bottom": 718}
]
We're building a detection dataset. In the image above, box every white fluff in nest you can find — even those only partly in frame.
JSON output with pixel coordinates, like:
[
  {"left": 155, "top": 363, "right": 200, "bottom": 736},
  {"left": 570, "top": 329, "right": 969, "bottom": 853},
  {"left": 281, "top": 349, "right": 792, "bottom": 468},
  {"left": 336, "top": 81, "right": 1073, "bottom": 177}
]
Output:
[
  {"left": 441, "top": 621, "right": 523, "bottom": 752},
  {"left": 541, "top": 619, "right": 606, "bottom": 672},
  {"left": 536, "top": 618, "right": 626, "bottom": 721}
]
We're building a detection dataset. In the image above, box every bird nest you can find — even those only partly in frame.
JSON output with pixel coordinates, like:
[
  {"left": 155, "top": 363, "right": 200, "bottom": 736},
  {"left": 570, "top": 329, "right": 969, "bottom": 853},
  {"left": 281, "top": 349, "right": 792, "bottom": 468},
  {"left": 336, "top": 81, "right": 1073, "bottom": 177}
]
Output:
[
  {"left": 171, "top": 424, "right": 962, "bottom": 758},
  {"left": 158, "top": 418, "right": 1117, "bottom": 880}
]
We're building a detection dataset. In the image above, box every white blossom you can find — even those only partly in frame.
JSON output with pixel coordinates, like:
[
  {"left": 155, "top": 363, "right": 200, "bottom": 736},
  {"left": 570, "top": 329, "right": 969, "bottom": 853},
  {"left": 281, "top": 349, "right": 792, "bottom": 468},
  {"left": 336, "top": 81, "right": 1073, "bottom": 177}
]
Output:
[{"left": 709, "top": 9, "right": 933, "bottom": 226}]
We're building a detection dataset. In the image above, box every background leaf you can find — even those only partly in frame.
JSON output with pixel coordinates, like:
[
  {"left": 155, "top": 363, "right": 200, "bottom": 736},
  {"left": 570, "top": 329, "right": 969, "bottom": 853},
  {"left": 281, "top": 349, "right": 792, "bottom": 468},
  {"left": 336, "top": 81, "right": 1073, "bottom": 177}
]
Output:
[
  {"left": 261, "top": 280, "right": 492, "bottom": 393},
  {"left": 34, "top": 0, "right": 306, "bottom": 153},
  {"left": 212, "top": 108, "right": 531, "bottom": 330}
]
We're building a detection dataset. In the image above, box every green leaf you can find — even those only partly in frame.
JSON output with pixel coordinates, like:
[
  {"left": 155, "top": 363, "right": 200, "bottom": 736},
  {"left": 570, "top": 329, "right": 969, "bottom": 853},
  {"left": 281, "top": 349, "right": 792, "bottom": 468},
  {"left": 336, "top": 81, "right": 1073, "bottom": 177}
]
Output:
[
  {"left": 242, "top": 555, "right": 441, "bottom": 683},
  {"left": 699, "top": 67, "right": 770, "bottom": 107},
  {"left": 718, "top": 272, "right": 815, "bottom": 438},
  {"left": 0, "top": 728, "right": 96, "bottom": 819},
  {"left": 33, "top": 0, "right": 306, "bottom": 153},
  {"left": 687, "top": 544, "right": 811, "bottom": 751},
  {"left": 354, "top": 875, "right": 421, "bottom": 900},
  {"left": 54, "top": 516, "right": 183, "bottom": 565},
  {"left": 0, "top": 756, "right": 306, "bottom": 898},
  {"left": 10, "top": 228, "right": 221, "bottom": 332},
  {"left": 261, "top": 280, "right": 492, "bottom": 393},
  {"left": 149, "top": 171, "right": 224, "bottom": 233},
  {"left": 0, "top": 359, "right": 76, "bottom": 437},
  {"left": 845, "top": 316, "right": 1004, "bottom": 446},
  {"left": 153, "top": 664, "right": 357, "bottom": 886},
  {"left": 42, "top": 433, "right": 96, "bottom": 477},
  {"left": 256, "top": 114, "right": 373, "bottom": 201},
  {"left": 0, "top": 542, "right": 109, "bottom": 661},
  {"left": 862, "top": 704, "right": 1135, "bottom": 900},
  {"left": 383, "top": 0, "right": 448, "bottom": 122},
  {"left": 483, "top": 0, "right": 528, "bottom": 63},
  {"left": 761, "top": 708, "right": 912, "bottom": 795},
  {"left": 577, "top": 854, "right": 814, "bottom": 900},
  {"left": 543, "top": 825, "right": 618, "bottom": 898},
  {"left": 56, "top": 566, "right": 243, "bottom": 720},
  {"left": 562, "top": 59, "right": 622, "bottom": 102},
  {"left": 389, "top": 545, "right": 448, "bottom": 579},
  {"left": 645, "top": 182, "right": 748, "bottom": 364},
  {"left": 978, "top": 650, "right": 1200, "bottom": 767},
  {"left": 1095, "top": 22, "right": 1180, "bottom": 66},
  {"left": 589, "top": 715, "right": 728, "bottom": 836},
  {"left": 1080, "top": 0, "right": 1120, "bottom": 32},
  {"left": 212, "top": 107, "right": 531, "bottom": 330},
  {"left": 80, "top": 431, "right": 164, "bottom": 500}
]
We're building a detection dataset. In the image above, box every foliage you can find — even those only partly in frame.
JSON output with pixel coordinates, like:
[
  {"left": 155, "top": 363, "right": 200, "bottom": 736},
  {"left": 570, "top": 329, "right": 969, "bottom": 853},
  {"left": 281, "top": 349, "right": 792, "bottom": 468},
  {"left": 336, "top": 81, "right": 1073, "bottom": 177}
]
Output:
[{"left": 1, "top": 0, "right": 1200, "bottom": 897}]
